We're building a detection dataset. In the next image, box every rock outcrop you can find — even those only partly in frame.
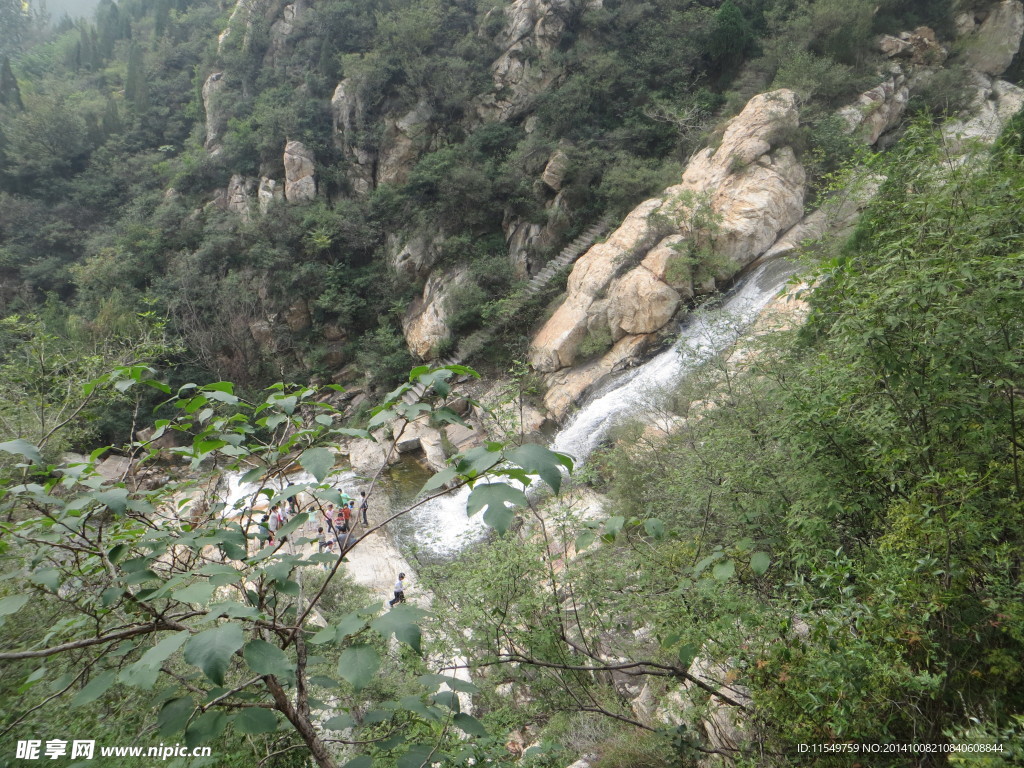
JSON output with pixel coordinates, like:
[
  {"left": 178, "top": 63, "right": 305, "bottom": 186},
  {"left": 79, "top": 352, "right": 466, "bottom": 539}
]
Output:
[
  {"left": 202, "top": 72, "right": 228, "bottom": 150},
  {"left": 960, "top": 0, "right": 1024, "bottom": 77},
  {"left": 838, "top": 69, "right": 911, "bottom": 145},
  {"left": 331, "top": 79, "right": 376, "bottom": 195},
  {"left": 283, "top": 140, "right": 317, "bottom": 202},
  {"left": 258, "top": 177, "right": 283, "bottom": 214},
  {"left": 477, "top": 0, "right": 588, "bottom": 122},
  {"left": 402, "top": 269, "right": 469, "bottom": 360},
  {"left": 265, "top": 0, "right": 310, "bottom": 69},
  {"left": 226, "top": 174, "right": 255, "bottom": 221},
  {"left": 388, "top": 232, "right": 443, "bottom": 283},
  {"left": 377, "top": 100, "right": 434, "bottom": 187},
  {"left": 530, "top": 90, "right": 805, "bottom": 394},
  {"left": 943, "top": 72, "right": 1024, "bottom": 149}
]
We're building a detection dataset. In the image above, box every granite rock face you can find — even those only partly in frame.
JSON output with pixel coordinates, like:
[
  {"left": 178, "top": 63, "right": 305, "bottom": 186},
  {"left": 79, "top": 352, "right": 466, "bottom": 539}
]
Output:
[{"left": 283, "top": 141, "right": 316, "bottom": 203}]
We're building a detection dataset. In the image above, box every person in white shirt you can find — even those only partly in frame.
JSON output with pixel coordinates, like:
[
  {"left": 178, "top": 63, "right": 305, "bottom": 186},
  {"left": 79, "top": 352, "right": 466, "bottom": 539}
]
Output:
[{"left": 389, "top": 573, "right": 407, "bottom": 607}]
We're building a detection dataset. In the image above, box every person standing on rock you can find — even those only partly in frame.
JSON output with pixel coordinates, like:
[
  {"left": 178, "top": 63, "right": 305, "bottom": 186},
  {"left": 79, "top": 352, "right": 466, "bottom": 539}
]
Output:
[
  {"left": 389, "top": 573, "right": 407, "bottom": 607},
  {"left": 358, "top": 491, "right": 369, "bottom": 527}
]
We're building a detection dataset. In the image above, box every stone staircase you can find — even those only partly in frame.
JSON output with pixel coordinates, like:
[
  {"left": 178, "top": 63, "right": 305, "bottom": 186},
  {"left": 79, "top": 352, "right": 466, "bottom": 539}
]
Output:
[{"left": 401, "top": 214, "right": 614, "bottom": 405}]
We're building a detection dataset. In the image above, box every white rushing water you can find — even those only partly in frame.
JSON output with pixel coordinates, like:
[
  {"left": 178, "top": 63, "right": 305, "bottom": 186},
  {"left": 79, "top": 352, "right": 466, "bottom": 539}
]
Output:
[
  {"left": 403, "top": 257, "right": 799, "bottom": 555},
  {"left": 551, "top": 257, "right": 798, "bottom": 462}
]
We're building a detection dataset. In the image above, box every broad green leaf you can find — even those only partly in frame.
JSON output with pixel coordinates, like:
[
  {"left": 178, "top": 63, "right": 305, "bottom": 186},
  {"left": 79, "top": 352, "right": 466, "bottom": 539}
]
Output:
[
  {"left": 342, "top": 757, "right": 372, "bottom": 768},
  {"left": 420, "top": 467, "right": 457, "bottom": 495},
  {"left": 101, "top": 587, "right": 124, "bottom": 607},
  {"left": 453, "top": 712, "right": 489, "bottom": 737},
  {"left": 417, "top": 674, "right": 479, "bottom": 694},
  {"left": 750, "top": 551, "right": 771, "bottom": 575},
  {"left": 506, "top": 443, "right": 566, "bottom": 493},
  {"left": 185, "top": 710, "right": 227, "bottom": 748},
  {"left": 693, "top": 551, "right": 724, "bottom": 576},
  {"left": 431, "top": 406, "right": 467, "bottom": 427},
  {"left": 369, "top": 605, "right": 426, "bottom": 654},
  {"left": 158, "top": 696, "right": 195, "bottom": 736},
  {"left": 120, "top": 631, "right": 189, "bottom": 689},
  {"left": 173, "top": 582, "right": 216, "bottom": 604},
  {"left": 712, "top": 559, "right": 735, "bottom": 581},
  {"left": 71, "top": 670, "right": 117, "bottom": 707},
  {"left": 677, "top": 643, "right": 699, "bottom": 670},
  {"left": 243, "top": 639, "right": 294, "bottom": 678},
  {"left": 367, "top": 408, "right": 397, "bottom": 429},
  {"left": 275, "top": 512, "right": 309, "bottom": 542},
  {"left": 575, "top": 530, "right": 596, "bottom": 551},
  {"left": 466, "top": 483, "right": 527, "bottom": 534},
  {"left": 0, "top": 439, "right": 42, "bottom": 464},
  {"left": 643, "top": 518, "right": 666, "bottom": 539},
  {"left": 604, "top": 516, "right": 625, "bottom": 538},
  {"left": 337, "top": 644, "right": 380, "bottom": 691},
  {"left": 0, "top": 595, "right": 29, "bottom": 616},
  {"left": 183, "top": 623, "right": 244, "bottom": 686},
  {"left": 30, "top": 569, "right": 61, "bottom": 591},
  {"left": 300, "top": 448, "right": 335, "bottom": 483},
  {"left": 234, "top": 707, "right": 278, "bottom": 734},
  {"left": 456, "top": 445, "right": 502, "bottom": 477},
  {"left": 205, "top": 602, "right": 262, "bottom": 621},
  {"left": 398, "top": 694, "right": 440, "bottom": 721},
  {"left": 430, "top": 690, "right": 461, "bottom": 712},
  {"left": 310, "top": 675, "right": 341, "bottom": 689},
  {"left": 323, "top": 713, "right": 356, "bottom": 730},
  {"left": 397, "top": 745, "right": 435, "bottom": 768}
]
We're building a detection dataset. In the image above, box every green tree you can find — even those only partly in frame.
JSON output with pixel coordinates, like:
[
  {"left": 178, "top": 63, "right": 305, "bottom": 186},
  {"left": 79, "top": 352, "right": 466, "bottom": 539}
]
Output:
[
  {"left": 0, "top": 56, "right": 23, "bottom": 110},
  {"left": 0, "top": 364, "right": 573, "bottom": 766}
]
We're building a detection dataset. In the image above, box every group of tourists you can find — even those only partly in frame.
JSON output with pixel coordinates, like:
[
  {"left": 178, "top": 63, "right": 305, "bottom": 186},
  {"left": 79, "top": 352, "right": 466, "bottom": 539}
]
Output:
[
  {"left": 251, "top": 489, "right": 409, "bottom": 608},
  {"left": 257, "top": 499, "right": 299, "bottom": 545},
  {"left": 317, "top": 492, "right": 368, "bottom": 559},
  {"left": 253, "top": 489, "right": 369, "bottom": 550}
]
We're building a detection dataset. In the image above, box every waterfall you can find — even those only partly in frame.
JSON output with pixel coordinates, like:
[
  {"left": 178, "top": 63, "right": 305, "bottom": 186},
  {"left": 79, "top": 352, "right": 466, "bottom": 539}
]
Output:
[
  {"left": 218, "top": 258, "right": 798, "bottom": 556},
  {"left": 403, "top": 257, "right": 800, "bottom": 555}
]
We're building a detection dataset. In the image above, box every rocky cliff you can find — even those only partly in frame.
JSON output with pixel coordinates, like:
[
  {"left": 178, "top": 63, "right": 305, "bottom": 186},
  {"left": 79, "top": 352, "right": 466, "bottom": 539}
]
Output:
[{"left": 527, "top": 5, "right": 1024, "bottom": 420}]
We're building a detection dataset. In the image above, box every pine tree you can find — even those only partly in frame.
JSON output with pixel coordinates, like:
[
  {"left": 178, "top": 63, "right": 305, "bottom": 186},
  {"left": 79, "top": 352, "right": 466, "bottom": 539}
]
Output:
[
  {"left": 0, "top": 55, "right": 23, "bottom": 110},
  {"left": 125, "top": 43, "right": 147, "bottom": 113},
  {"left": 101, "top": 94, "right": 122, "bottom": 135}
]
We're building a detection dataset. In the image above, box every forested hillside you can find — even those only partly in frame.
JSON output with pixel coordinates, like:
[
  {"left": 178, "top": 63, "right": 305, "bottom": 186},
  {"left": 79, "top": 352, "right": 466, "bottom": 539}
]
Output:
[
  {"left": 1, "top": 0, "right": 1024, "bottom": 767},
  {"left": 0, "top": 0, "right": 970, "bottom": 434}
]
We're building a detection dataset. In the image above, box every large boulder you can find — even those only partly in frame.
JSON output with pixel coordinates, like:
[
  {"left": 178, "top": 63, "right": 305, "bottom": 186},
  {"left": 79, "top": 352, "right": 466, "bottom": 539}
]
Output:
[
  {"left": 604, "top": 266, "right": 681, "bottom": 339},
  {"left": 529, "top": 90, "right": 805, "bottom": 376},
  {"left": 943, "top": 73, "right": 1024, "bottom": 149},
  {"left": 258, "top": 177, "right": 283, "bottom": 214},
  {"left": 529, "top": 197, "right": 667, "bottom": 372},
  {"left": 961, "top": 0, "right": 1024, "bottom": 77},
  {"left": 388, "top": 232, "right": 443, "bottom": 283},
  {"left": 675, "top": 90, "right": 805, "bottom": 273},
  {"left": 542, "top": 334, "right": 653, "bottom": 420},
  {"left": 541, "top": 147, "right": 571, "bottom": 191},
  {"left": 402, "top": 268, "right": 469, "bottom": 360},
  {"left": 265, "top": 0, "right": 310, "bottom": 68},
  {"left": 284, "top": 141, "right": 317, "bottom": 202}
]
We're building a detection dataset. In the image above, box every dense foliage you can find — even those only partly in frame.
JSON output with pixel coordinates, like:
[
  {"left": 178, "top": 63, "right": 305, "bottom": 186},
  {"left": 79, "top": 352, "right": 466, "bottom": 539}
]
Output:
[
  {"left": 0, "top": 0, "right": 972, "bottom": 418},
  {"left": 420, "top": 122, "right": 1024, "bottom": 765}
]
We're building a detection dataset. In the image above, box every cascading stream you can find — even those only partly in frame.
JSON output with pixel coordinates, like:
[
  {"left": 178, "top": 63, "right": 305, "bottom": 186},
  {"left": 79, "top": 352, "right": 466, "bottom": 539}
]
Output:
[
  {"left": 402, "top": 257, "right": 800, "bottom": 555},
  {"left": 217, "top": 258, "right": 798, "bottom": 557}
]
